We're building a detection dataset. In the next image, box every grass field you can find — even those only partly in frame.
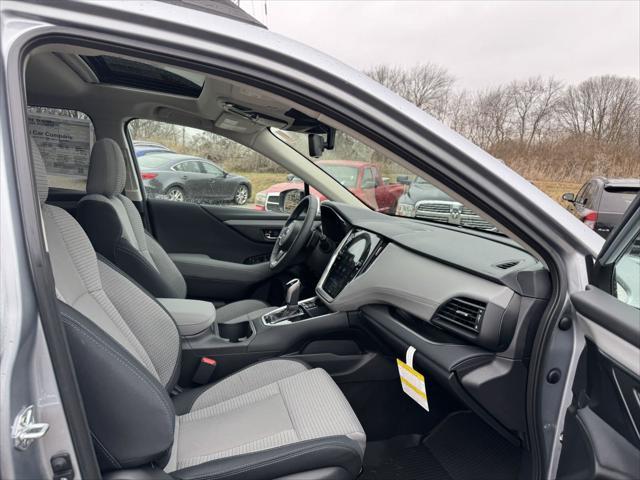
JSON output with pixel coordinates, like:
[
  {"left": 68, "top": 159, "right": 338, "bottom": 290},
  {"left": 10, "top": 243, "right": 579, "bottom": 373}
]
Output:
[
  {"left": 530, "top": 180, "right": 583, "bottom": 204},
  {"left": 48, "top": 172, "right": 584, "bottom": 209}
]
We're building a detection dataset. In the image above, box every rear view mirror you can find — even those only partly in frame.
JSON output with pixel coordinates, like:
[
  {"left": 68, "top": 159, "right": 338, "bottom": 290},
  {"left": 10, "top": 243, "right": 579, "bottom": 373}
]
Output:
[
  {"left": 396, "top": 175, "right": 411, "bottom": 185},
  {"left": 562, "top": 192, "right": 575, "bottom": 203},
  {"left": 308, "top": 128, "right": 336, "bottom": 158}
]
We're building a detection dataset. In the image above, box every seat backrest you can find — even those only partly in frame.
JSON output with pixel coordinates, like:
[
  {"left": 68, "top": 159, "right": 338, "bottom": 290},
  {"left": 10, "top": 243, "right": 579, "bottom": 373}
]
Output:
[
  {"left": 77, "top": 138, "right": 187, "bottom": 298},
  {"left": 32, "top": 140, "right": 179, "bottom": 471}
]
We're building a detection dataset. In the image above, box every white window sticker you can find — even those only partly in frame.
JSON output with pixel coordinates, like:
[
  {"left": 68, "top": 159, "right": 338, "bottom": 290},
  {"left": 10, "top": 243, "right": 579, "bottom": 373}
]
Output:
[{"left": 397, "top": 346, "right": 429, "bottom": 411}]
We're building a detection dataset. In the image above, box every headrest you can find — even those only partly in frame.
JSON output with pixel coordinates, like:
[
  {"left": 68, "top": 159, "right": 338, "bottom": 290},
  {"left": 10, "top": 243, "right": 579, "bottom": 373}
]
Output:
[
  {"left": 86, "top": 139, "right": 126, "bottom": 197},
  {"left": 31, "top": 139, "right": 49, "bottom": 203}
]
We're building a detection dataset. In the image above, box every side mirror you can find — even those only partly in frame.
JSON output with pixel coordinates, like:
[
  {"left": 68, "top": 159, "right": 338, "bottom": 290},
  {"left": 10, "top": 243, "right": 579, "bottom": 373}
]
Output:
[
  {"left": 286, "top": 173, "right": 295, "bottom": 182},
  {"left": 396, "top": 175, "right": 411, "bottom": 185},
  {"left": 308, "top": 128, "right": 336, "bottom": 158},
  {"left": 562, "top": 192, "right": 575, "bottom": 203},
  {"left": 280, "top": 188, "right": 304, "bottom": 213}
]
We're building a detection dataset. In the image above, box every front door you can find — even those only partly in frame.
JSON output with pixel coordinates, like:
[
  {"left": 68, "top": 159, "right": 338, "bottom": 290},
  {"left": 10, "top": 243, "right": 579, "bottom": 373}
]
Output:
[{"left": 557, "top": 194, "right": 640, "bottom": 479}]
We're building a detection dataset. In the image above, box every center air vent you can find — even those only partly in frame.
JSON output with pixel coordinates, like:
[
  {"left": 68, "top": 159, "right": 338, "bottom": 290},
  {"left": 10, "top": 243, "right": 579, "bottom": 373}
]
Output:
[
  {"left": 435, "top": 297, "right": 486, "bottom": 333},
  {"left": 494, "top": 260, "right": 521, "bottom": 270}
]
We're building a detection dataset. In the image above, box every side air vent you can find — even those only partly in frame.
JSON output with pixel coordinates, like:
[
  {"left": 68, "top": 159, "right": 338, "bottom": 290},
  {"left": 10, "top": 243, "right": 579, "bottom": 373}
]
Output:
[
  {"left": 435, "top": 297, "right": 486, "bottom": 333},
  {"left": 494, "top": 260, "right": 521, "bottom": 270}
]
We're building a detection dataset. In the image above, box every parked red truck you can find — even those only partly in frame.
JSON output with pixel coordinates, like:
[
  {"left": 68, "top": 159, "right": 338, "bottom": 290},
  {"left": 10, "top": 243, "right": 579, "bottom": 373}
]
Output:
[{"left": 255, "top": 160, "right": 405, "bottom": 213}]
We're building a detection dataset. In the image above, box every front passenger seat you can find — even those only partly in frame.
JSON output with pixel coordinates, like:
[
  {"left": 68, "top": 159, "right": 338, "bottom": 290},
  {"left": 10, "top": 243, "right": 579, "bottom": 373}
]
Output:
[
  {"left": 33, "top": 140, "right": 366, "bottom": 479},
  {"left": 77, "top": 139, "right": 270, "bottom": 318}
]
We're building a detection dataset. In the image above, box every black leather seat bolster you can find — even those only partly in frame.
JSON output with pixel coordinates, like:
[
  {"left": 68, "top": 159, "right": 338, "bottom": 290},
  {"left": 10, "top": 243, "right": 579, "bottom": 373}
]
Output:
[
  {"left": 59, "top": 302, "right": 175, "bottom": 472},
  {"left": 170, "top": 436, "right": 363, "bottom": 480}
]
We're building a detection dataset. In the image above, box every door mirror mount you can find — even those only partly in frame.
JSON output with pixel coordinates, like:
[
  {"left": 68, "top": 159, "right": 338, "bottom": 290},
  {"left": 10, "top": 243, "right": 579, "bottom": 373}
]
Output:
[{"left": 396, "top": 175, "right": 411, "bottom": 185}]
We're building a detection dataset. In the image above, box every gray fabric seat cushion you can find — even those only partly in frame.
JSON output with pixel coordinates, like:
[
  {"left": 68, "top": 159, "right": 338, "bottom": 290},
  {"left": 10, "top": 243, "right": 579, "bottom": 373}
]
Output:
[{"left": 167, "top": 359, "right": 366, "bottom": 473}]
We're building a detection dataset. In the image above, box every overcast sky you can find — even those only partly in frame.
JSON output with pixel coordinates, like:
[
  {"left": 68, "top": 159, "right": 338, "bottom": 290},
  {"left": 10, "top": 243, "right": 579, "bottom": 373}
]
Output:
[{"left": 240, "top": 1, "right": 639, "bottom": 90}]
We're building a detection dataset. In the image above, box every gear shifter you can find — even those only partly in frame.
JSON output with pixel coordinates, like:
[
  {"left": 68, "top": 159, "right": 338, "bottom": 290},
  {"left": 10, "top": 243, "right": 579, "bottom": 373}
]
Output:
[
  {"left": 284, "top": 278, "right": 301, "bottom": 313},
  {"left": 262, "top": 278, "right": 304, "bottom": 325}
]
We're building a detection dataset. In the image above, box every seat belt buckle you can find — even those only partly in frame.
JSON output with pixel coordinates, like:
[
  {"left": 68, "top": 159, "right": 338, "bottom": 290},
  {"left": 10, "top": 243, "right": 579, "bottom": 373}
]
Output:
[{"left": 192, "top": 357, "right": 217, "bottom": 385}]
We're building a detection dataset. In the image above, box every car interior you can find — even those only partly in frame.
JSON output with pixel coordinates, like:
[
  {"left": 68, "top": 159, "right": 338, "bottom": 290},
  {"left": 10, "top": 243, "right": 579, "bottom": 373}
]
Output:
[{"left": 23, "top": 42, "right": 554, "bottom": 480}]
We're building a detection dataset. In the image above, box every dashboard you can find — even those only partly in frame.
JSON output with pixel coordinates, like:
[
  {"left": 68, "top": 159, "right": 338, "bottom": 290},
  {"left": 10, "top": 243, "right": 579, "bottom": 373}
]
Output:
[{"left": 315, "top": 201, "right": 551, "bottom": 437}]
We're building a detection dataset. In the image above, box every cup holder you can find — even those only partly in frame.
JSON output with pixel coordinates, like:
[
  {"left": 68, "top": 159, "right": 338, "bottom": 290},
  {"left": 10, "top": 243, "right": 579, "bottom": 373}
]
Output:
[{"left": 217, "top": 321, "right": 253, "bottom": 343}]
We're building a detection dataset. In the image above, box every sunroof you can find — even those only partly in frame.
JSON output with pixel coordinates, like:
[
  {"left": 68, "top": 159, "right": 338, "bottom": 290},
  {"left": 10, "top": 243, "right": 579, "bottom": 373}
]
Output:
[{"left": 81, "top": 55, "right": 205, "bottom": 97}]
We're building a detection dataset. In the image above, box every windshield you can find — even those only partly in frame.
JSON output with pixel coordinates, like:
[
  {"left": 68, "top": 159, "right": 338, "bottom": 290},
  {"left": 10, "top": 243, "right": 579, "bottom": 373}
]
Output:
[
  {"left": 273, "top": 128, "right": 499, "bottom": 234},
  {"left": 319, "top": 165, "right": 359, "bottom": 188}
]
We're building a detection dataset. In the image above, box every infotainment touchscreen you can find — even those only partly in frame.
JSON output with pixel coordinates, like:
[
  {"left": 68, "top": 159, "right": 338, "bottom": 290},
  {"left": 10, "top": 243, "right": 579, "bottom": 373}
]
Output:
[{"left": 319, "top": 230, "right": 383, "bottom": 299}]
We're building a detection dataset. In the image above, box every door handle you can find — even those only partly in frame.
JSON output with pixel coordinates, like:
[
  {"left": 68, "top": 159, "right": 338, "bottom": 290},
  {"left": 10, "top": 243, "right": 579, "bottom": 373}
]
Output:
[{"left": 264, "top": 229, "right": 281, "bottom": 240}]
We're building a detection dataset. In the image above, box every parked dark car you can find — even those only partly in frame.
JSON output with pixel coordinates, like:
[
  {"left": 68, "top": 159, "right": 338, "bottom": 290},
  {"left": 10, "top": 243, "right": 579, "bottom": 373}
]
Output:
[
  {"left": 132, "top": 140, "right": 174, "bottom": 157},
  {"left": 563, "top": 177, "right": 640, "bottom": 237},
  {"left": 395, "top": 176, "right": 497, "bottom": 231},
  {"left": 139, "top": 152, "right": 251, "bottom": 204}
]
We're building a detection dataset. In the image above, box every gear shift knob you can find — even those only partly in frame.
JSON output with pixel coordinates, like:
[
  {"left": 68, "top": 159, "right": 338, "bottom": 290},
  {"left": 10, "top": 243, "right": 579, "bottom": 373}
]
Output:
[{"left": 285, "top": 278, "right": 301, "bottom": 309}]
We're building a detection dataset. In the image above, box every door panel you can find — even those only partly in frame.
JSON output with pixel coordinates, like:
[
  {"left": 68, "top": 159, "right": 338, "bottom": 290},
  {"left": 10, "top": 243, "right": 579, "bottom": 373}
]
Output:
[
  {"left": 557, "top": 336, "right": 640, "bottom": 480},
  {"left": 558, "top": 194, "right": 640, "bottom": 480},
  {"left": 147, "top": 199, "right": 291, "bottom": 301},
  {"left": 147, "top": 199, "right": 288, "bottom": 263}
]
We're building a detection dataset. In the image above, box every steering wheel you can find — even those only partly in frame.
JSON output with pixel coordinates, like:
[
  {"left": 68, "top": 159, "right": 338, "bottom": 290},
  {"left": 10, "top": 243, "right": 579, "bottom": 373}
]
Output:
[{"left": 270, "top": 195, "right": 319, "bottom": 272}]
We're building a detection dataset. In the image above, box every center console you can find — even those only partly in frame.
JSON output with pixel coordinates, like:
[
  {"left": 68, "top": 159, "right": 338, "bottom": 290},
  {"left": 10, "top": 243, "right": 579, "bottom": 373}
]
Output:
[
  {"left": 262, "top": 297, "right": 330, "bottom": 325},
  {"left": 176, "top": 230, "right": 384, "bottom": 387}
]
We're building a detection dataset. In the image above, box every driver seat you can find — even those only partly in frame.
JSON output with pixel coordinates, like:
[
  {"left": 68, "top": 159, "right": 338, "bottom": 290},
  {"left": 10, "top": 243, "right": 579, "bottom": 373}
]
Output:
[{"left": 77, "top": 138, "right": 270, "bottom": 320}]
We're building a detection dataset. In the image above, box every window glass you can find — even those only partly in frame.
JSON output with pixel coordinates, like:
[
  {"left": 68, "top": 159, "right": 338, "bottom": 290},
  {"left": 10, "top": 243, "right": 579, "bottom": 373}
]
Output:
[
  {"left": 274, "top": 128, "right": 499, "bottom": 233},
  {"left": 177, "top": 161, "right": 201, "bottom": 173},
  {"left": 581, "top": 182, "right": 598, "bottom": 206},
  {"left": 574, "top": 184, "right": 588, "bottom": 205},
  {"left": 601, "top": 189, "right": 639, "bottom": 213},
  {"left": 615, "top": 232, "right": 640, "bottom": 309},
  {"left": 362, "top": 168, "right": 376, "bottom": 189},
  {"left": 201, "top": 162, "right": 224, "bottom": 176},
  {"left": 81, "top": 55, "right": 205, "bottom": 98},
  {"left": 128, "top": 119, "right": 312, "bottom": 210},
  {"left": 27, "top": 106, "right": 95, "bottom": 191}
]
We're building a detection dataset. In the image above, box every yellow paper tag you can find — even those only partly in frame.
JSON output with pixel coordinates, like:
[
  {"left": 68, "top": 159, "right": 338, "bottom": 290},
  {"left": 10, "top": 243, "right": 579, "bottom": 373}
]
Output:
[{"left": 397, "top": 358, "right": 430, "bottom": 411}]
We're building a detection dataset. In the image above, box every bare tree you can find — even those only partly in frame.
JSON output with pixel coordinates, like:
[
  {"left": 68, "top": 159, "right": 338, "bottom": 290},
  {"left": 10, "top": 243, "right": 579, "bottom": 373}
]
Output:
[
  {"left": 366, "top": 63, "right": 455, "bottom": 120},
  {"left": 509, "top": 76, "right": 563, "bottom": 148},
  {"left": 366, "top": 65, "right": 405, "bottom": 94},
  {"left": 559, "top": 75, "right": 639, "bottom": 144},
  {"left": 467, "top": 86, "right": 513, "bottom": 148},
  {"left": 128, "top": 119, "right": 179, "bottom": 143}
]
